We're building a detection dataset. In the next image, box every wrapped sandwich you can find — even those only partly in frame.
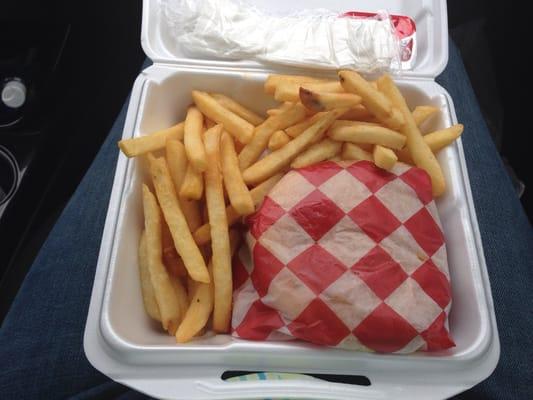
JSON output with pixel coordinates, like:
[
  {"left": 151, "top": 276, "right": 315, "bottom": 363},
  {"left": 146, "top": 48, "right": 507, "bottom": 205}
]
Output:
[{"left": 232, "top": 160, "right": 454, "bottom": 353}]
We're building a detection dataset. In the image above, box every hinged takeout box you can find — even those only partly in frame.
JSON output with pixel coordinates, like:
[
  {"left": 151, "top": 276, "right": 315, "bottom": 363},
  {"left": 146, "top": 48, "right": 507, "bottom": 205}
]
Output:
[{"left": 84, "top": 0, "right": 499, "bottom": 398}]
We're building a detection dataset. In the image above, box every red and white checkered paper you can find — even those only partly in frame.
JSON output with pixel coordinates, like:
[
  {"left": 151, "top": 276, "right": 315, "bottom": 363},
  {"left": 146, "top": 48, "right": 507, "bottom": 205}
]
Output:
[{"left": 232, "top": 160, "right": 454, "bottom": 353}]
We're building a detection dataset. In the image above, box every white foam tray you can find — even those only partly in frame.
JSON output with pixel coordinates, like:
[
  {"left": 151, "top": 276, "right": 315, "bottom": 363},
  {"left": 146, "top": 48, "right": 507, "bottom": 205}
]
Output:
[{"left": 84, "top": 1, "right": 499, "bottom": 399}]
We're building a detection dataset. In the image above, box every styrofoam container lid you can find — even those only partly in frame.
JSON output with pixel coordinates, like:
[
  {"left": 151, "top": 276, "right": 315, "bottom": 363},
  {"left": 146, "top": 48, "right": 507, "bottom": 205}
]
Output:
[{"left": 142, "top": 0, "right": 448, "bottom": 78}]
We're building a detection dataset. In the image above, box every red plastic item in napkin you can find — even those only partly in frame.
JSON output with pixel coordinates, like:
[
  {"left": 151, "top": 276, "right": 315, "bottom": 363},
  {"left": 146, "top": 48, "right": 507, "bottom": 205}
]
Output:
[{"left": 231, "top": 160, "right": 454, "bottom": 353}]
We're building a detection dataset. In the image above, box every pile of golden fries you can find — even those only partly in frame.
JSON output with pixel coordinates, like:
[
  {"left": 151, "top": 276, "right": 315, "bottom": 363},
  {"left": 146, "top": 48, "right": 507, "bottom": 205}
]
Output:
[{"left": 118, "top": 71, "right": 463, "bottom": 342}]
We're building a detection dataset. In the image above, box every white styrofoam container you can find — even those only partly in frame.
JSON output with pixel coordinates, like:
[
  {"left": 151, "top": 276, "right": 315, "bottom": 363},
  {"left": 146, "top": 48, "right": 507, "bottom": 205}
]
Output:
[{"left": 83, "top": 1, "right": 499, "bottom": 398}]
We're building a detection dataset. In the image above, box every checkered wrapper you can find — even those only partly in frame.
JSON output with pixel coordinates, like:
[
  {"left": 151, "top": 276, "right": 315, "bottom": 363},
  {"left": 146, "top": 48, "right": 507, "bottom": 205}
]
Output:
[{"left": 231, "top": 160, "right": 455, "bottom": 353}]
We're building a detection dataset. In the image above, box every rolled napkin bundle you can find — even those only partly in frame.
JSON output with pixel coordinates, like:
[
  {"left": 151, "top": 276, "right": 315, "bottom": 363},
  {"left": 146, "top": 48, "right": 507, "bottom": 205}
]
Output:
[
  {"left": 160, "top": 0, "right": 414, "bottom": 72},
  {"left": 232, "top": 160, "right": 454, "bottom": 353}
]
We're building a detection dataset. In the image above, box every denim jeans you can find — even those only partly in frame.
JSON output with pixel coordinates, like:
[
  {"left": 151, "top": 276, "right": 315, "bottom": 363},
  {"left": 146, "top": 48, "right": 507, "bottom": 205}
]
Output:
[{"left": 0, "top": 41, "right": 532, "bottom": 400}]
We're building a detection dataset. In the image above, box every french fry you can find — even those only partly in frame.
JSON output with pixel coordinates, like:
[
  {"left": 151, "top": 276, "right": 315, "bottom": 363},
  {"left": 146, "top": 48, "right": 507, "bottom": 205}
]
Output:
[
  {"left": 170, "top": 276, "right": 189, "bottom": 322},
  {"left": 384, "top": 108, "right": 405, "bottom": 130},
  {"left": 193, "top": 173, "right": 283, "bottom": 246},
  {"left": 266, "top": 102, "right": 293, "bottom": 116},
  {"left": 166, "top": 140, "right": 187, "bottom": 187},
  {"left": 341, "top": 143, "right": 373, "bottom": 161},
  {"left": 138, "top": 230, "right": 161, "bottom": 321},
  {"left": 299, "top": 88, "right": 362, "bottom": 112},
  {"left": 162, "top": 219, "right": 187, "bottom": 278},
  {"left": 340, "top": 105, "right": 374, "bottom": 121},
  {"left": 328, "top": 124, "right": 406, "bottom": 150},
  {"left": 142, "top": 185, "right": 181, "bottom": 334},
  {"left": 424, "top": 124, "right": 464, "bottom": 152},
  {"left": 338, "top": 70, "right": 404, "bottom": 130},
  {"left": 184, "top": 107, "right": 207, "bottom": 172},
  {"left": 274, "top": 81, "right": 344, "bottom": 103},
  {"left": 203, "top": 124, "right": 232, "bottom": 332},
  {"left": 176, "top": 260, "right": 214, "bottom": 342},
  {"left": 243, "top": 110, "right": 343, "bottom": 185},
  {"left": 210, "top": 93, "right": 265, "bottom": 126},
  {"left": 377, "top": 74, "right": 446, "bottom": 196},
  {"left": 413, "top": 105, "right": 439, "bottom": 127},
  {"left": 396, "top": 124, "right": 464, "bottom": 164},
  {"left": 291, "top": 138, "right": 342, "bottom": 169},
  {"left": 192, "top": 90, "right": 254, "bottom": 144},
  {"left": 373, "top": 145, "right": 398, "bottom": 170},
  {"left": 339, "top": 71, "right": 390, "bottom": 110},
  {"left": 221, "top": 131, "right": 255, "bottom": 215},
  {"left": 285, "top": 112, "right": 326, "bottom": 138},
  {"left": 238, "top": 103, "right": 306, "bottom": 170},
  {"left": 331, "top": 120, "right": 381, "bottom": 129},
  {"left": 176, "top": 230, "right": 241, "bottom": 342},
  {"left": 166, "top": 140, "right": 202, "bottom": 231},
  {"left": 193, "top": 209, "right": 237, "bottom": 248},
  {"left": 264, "top": 74, "right": 325, "bottom": 94},
  {"left": 268, "top": 130, "right": 291, "bottom": 151},
  {"left": 179, "top": 163, "right": 204, "bottom": 200},
  {"left": 118, "top": 123, "right": 184, "bottom": 157},
  {"left": 190, "top": 224, "right": 210, "bottom": 306},
  {"left": 188, "top": 276, "right": 198, "bottom": 304},
  {"left": 148, "top": 155, "right": 210, "bottom": 283}
]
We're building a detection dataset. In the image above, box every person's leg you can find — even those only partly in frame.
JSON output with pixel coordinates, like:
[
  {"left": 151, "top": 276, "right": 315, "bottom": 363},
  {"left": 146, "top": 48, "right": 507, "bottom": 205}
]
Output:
[
  {"left": 437, "top": 43, "right": 533, "bottom": 399},
  {"left": 0, "top": 95, "right": 133, "bottom": 399}
]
